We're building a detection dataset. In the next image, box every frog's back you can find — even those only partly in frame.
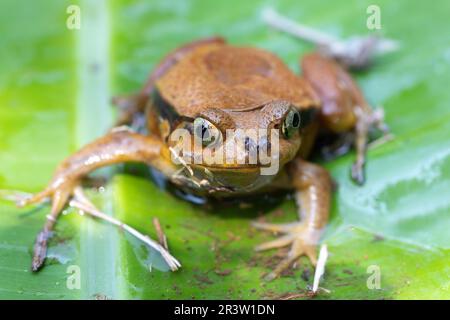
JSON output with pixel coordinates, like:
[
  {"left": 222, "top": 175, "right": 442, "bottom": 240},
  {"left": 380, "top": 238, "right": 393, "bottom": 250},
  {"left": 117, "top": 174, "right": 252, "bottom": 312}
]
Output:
[{"left": 155, "top": 43, "right": 319, "bottom": 118}]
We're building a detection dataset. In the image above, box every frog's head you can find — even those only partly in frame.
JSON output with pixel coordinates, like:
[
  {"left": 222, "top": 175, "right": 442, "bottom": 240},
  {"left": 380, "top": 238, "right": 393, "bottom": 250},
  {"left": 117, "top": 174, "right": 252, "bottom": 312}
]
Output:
[{"left": 167, "top": 100, "right": 317, "bottom": 194}]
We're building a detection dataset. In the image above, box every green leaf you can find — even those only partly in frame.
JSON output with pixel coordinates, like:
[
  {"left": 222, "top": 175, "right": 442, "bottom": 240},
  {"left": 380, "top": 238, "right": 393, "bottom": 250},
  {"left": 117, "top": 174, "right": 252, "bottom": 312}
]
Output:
[{"left": 0, "top": 0, "right": 449, "bottom": 299}]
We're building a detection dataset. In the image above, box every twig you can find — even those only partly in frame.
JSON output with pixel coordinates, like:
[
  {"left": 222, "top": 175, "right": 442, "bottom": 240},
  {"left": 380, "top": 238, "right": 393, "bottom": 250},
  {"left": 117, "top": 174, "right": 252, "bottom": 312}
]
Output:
[
  {"left": 169, "top": 146, "right": 194, "bottom": 176},
  {"left": 312, "top": 244, "right": 328, "bottom": 294},
  {"left": 262, "top": 7, "right": 336, "bottom": 46},
  {"left": 279, "top": 293, "right": 309, "bottom": 300},
  {"left": 71, "top": 187, "right": 180, "bottom": 271},
  {"left": 262, "top": 8, "right": 399, "bottom": 69},
  {"left": 152, "top": 217, "right": 168, "bottom": 250}
]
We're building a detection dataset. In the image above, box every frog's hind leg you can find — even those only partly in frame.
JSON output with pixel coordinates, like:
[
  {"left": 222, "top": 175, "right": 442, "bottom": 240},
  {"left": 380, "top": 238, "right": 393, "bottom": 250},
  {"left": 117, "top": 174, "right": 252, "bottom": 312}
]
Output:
[
  {"left": 17, "top": 130, "right": 176, "bottom": 271},
  {"left": 301, "top": 52, "right": 387, "bottom": 184},
  {"left": 252, "top": 159, "right": 331, "bottom": 281}
]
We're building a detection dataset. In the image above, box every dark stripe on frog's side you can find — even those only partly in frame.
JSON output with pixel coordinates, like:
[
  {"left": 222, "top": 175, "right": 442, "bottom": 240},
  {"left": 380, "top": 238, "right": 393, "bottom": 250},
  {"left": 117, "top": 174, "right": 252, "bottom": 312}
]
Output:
[
  {"left": 299, "top": 107, "right": 318, "bottom": 130},
  {"left": 297, "top": 107, "right": 320, "bottom": 159},
  {"left": 150, "top": 88, "right": 194, "bottom": 139},
  {"left": 151, "top": 88, "right": 182, "bottom": 124}
]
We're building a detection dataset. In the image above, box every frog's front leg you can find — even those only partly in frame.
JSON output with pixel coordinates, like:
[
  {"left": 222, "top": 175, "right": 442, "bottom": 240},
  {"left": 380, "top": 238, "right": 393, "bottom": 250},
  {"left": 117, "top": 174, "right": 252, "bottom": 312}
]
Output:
[
  {"left": 252, "top": 158, "right": 331, "bottom": 281},
  {"left": 18, "top": 129, "right": 176, "bottom": 271},
  {"left": 302, "top": 52, "right": 386, "bottom": 184}
]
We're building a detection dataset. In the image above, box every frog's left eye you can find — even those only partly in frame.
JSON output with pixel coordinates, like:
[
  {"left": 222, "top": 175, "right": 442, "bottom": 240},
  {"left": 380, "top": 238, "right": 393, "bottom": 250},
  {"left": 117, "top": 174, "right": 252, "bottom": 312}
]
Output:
[
  {"left": 193, "top": 117, "right": 222, "bottom": 147},
  {"left": 281, "top": 108, "right": 301, "bottom": 139}
]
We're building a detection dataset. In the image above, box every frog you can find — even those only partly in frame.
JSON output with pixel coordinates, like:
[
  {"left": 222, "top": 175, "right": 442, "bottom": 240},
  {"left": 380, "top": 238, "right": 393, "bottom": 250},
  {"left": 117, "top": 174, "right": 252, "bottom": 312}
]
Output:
[{"left": 18, "top": 37, "right": 384, "bottom": 281}]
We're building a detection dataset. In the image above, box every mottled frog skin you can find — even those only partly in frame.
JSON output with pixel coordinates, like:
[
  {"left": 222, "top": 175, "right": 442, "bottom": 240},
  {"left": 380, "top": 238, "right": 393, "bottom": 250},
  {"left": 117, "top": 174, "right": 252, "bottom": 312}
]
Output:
[{"left": 20, "top": 37, "right": 382, "bottom": 280}]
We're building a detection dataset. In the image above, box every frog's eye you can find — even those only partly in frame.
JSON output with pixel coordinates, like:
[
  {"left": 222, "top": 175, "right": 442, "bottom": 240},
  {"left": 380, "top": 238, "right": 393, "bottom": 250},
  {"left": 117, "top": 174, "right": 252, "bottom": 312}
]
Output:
[
  {"left": 281, "top": 108, "right": 301, "bottom": 139},
  {"left": 193, "top": 117, "right": 222, "bottom": 147}
]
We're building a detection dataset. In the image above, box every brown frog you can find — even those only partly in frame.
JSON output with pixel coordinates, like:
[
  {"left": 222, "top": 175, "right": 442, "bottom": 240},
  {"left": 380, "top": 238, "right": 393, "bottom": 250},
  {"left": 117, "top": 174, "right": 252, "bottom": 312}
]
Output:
[{"left": 19, "top": 37, "right": 383, "bottom": 280}]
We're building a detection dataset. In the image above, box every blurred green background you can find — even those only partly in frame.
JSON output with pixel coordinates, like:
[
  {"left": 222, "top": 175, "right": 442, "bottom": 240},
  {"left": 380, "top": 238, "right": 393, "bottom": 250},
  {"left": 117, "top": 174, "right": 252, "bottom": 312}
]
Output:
[{"left": 0, "top": 0, "right": 449, "bottom": 299}]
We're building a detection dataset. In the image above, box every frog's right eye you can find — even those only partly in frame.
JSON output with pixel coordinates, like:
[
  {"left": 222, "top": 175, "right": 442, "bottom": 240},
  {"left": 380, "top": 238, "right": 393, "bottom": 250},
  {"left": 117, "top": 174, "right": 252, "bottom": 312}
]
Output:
[
  {"left": 193, "top": 117, "right": 222, "bottom": 147},
  {"left": 281, "top": 108, "right": 301, "bottom": 139}
]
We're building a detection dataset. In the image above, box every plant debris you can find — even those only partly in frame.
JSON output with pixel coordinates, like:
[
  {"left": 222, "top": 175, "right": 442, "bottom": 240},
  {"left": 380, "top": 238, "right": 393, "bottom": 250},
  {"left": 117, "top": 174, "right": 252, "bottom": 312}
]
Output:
[
  {"left": 152, "top": 217, "right": 168, "bottom": 250},
  {"left": 312, "top": 244, "right": 329, "bottom": 294},
  {"left": 262, "top": 7, "right": 399, "bottom": 69},
  {"left": 214, "top": 269, "right": 232, "bottom": 276},
  {"left": 70, "top": 187, "right": 180, "bottom": 271}
]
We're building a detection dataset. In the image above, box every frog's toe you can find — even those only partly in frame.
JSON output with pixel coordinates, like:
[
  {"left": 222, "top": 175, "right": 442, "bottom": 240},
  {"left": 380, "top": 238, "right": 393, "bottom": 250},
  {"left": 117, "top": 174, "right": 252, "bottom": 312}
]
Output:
[
  {"left": 263, "top": 237, "right": 318, "bottom": 281},
  {"left": 351, "top": 161, "right": 365, "bottom": 185},
  {"left": 255, "top": 235, "right": 293, "bottom": 251},
  {"left": 251, "top": 221, "right": 298, "bottom": 233},
  {"left": 291, "top": 238, "right": 318, "bottom": 266},
  {"left": 253, "top": 221, "right": 320, "bottom": 281},
  {"left": 16, "top": 188, "right": 52, "bottom": 207}
]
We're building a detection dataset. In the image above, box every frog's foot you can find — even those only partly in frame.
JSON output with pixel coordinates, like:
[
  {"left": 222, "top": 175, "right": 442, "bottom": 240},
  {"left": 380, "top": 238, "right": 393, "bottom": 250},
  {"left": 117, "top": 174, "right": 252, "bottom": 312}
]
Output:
[
  {"left": 252, "top": 221, "right": 321, "bottom": 281},
  {"left": 352, "top": 106, "right": 389, "bottom": 185},
  {"left": 112, "top": 93, "right": 147, "bottom": 127},
  {"left": 16, "top": 181, "right": 74, "bottom": 208},
  {"left": 16, "top": 180, "right": 78, "bottom": 272}
]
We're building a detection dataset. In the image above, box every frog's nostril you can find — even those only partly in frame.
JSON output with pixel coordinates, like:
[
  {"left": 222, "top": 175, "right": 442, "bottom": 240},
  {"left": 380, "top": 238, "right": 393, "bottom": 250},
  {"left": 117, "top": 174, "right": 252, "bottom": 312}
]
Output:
[
  {"left": 244, "top": 137, "right": 259, "bottom": 164},
  {"left": 244, "top": 137, "right": 257, "bottom": 153},
  {"left": 257, "top": 136, "right": 271, "bottom": 152},
  {"left": 242, "top": 136, "right": 271, "bottom": 163}
]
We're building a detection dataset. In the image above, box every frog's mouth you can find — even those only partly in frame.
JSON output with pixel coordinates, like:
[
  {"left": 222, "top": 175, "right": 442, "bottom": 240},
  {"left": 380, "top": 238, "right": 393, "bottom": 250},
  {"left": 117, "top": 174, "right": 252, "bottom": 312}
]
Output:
[
  {"left": 170, "top": 162, "right": 279, "bottom": 195},
  {"left": 199, "top": 164, "right": 261, "bottom": 170}
]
